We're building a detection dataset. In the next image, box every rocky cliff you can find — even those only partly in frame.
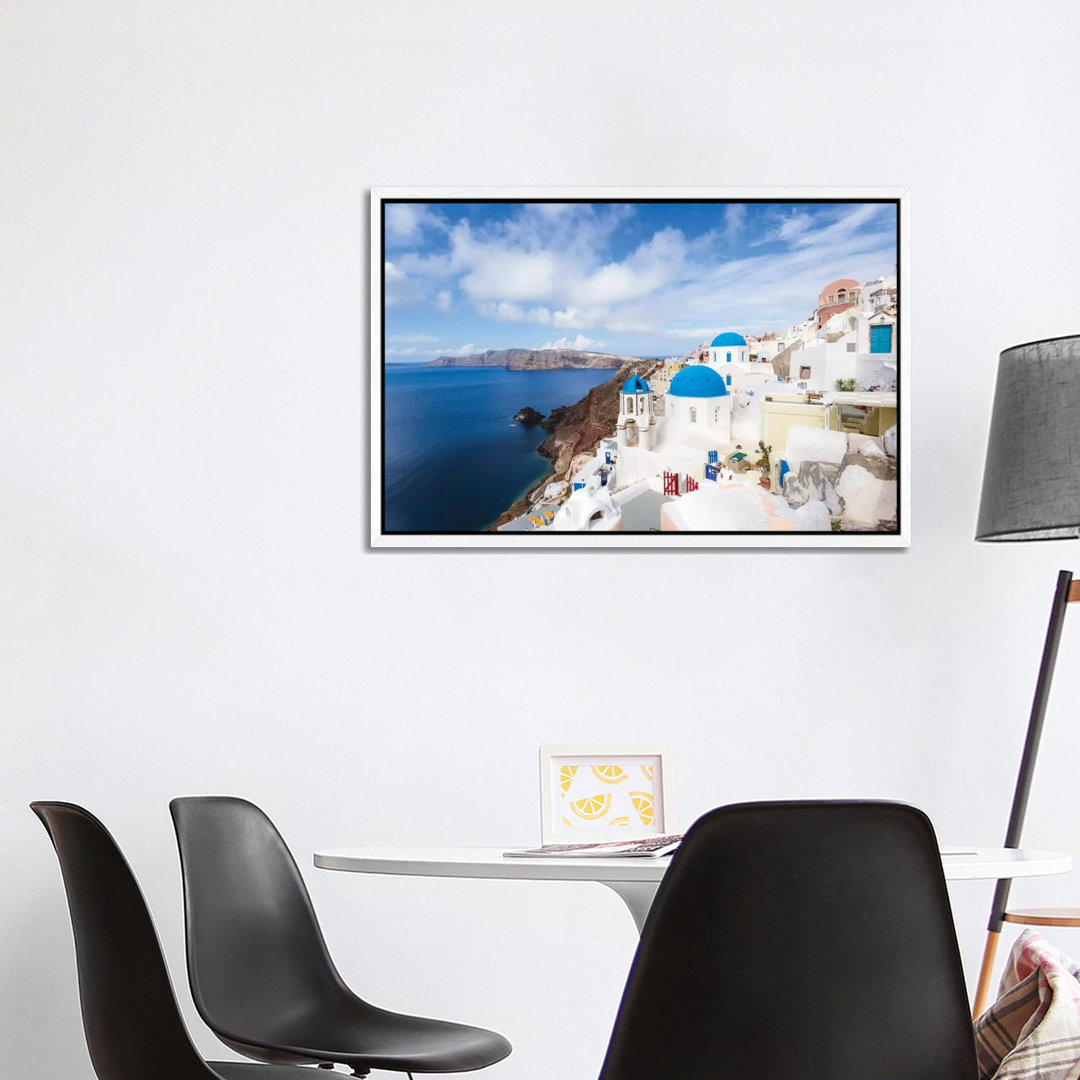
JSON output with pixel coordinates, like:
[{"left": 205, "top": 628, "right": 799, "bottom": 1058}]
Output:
[
  {"left": 426, "top": 347, "right": 647, "bottom": 370},
  {"left": 494, "top": 358, "right": 658, "bottom": 527}
]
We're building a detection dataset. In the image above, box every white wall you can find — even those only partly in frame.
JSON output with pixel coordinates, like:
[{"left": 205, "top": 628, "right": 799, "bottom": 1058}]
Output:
[{"left": 4, "top": 3, "right": 1080, "bottom": 1079}]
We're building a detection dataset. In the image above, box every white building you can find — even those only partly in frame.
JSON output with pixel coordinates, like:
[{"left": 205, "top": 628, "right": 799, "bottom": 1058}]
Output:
[
  {"left": 788, "top": 306, "right": 898, "bottom": 392},
  {"left": 550, "top": 479, "right": 623, "bottom": 531},
  {"left": 748, "top": 337, "right": 783, "bottom": 363},
  {"left": 863, "top": 274, "right": 898, "bottom": 312},
  {"left": 778, "top": 322, "right": 817, "bottom": 352},
  {"left": 705, "top": 329, "right": 778, "bottom": 392}
]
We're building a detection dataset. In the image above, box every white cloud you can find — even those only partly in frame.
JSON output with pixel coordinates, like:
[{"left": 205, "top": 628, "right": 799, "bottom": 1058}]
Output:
[
  {"left": 450, "top": 220, "right": 564, "bottom": 303},
  {"left": 477, "top": 301, "right": 553, "bottom": 325},
  {"left": 435, "top": 290, "right": 452, "bottom": 312},
  {"left": 434, "top": 342, "right": 479, "bottom": 357},
  {"left": 723, "top": 203, "right": 747, "bottom": 243},
  {"left": 448, "top": 218, "right": 691, "bottom": 314},
  {"left": 538, "top": 334, "right": 605, "bottom": 351},
  {"left": 753, "top": 209, "right": 815, "bottom": 247},
  {"left": 659, "top": 326, "right": 723, "bottom": 339},
  {"left": 384, "top": 254, "right": 453, "bottom": 309},
  {"left": 384, "top": 261, "right": 424, "bottom": 308},
  {"left": 529, "top": 203, "right": 577, "bottom": 220},
  {"left": 791, "top": 203, "right": 888, "bottom": 249},
  {"left": 385, "top": 204, "right": 446, "bottom": 245},
  {"left": 576, "top": 228, "right": 688, "bottom": 306},
  {"left": 385, "top": 341, "right": 482, "bottom": 359},
  {"left": 752, "top": 204, "right": 890, "bottom": 252},
  {"left": 387, "top": 332, "right": 437, "bottom": 343}
]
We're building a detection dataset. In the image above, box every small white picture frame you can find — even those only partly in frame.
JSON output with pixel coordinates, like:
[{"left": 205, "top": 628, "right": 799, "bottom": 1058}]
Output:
[{"left": 539, "top": 745, "right": 673, "bottom": 845}]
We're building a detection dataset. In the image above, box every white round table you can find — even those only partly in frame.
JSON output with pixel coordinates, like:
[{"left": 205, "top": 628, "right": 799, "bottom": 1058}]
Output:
[{"left": 314, "top": 845, "right": 1073, "bottom": 934}]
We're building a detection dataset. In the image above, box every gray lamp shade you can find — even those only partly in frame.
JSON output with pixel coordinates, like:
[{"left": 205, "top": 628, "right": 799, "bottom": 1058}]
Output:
[{"left": 976, "top": 335, "right": 1080, "bottom": 541}]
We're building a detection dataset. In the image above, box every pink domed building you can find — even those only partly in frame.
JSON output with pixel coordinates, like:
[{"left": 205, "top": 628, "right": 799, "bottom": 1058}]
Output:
[{"left": 816, "top": 278, "right": 860, "bottom": 328}]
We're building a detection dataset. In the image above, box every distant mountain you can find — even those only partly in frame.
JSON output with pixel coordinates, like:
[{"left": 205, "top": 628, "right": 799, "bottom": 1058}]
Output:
[{"left": 425, "top": 348, "right": 648, "bottom": 370}]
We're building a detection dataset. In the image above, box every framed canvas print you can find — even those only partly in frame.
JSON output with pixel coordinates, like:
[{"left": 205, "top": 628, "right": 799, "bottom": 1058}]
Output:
[
  {"left": 539, "top": 745, "right": 672, "bottom": 845},
  {"left": 372, "top": 187, "right": 909, "bottom": 548}
]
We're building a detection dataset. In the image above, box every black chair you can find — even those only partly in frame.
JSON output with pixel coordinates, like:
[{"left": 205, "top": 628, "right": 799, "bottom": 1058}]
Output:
[
  {"left": 31, "top": 801, "right": 315, "bottom": 1080},
  {"left": 169, "top": 796, "right": 511, "bottom": 1078},
  {"left": 597, "top": 800, "right": 979, "bottom": 1080}
]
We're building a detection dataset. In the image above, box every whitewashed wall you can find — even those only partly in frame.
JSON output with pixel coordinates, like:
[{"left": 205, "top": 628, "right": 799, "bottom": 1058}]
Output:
[{"left": 4, "top": 3, "right": 1080, "bottom": 1078}]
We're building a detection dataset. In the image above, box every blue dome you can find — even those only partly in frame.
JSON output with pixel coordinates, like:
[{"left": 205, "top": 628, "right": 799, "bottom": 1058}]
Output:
[
  {"left": 710, "top": 331, "right": 747, "bottom": 348},
  {"left": 621, "top": 375, "right": 651, "bottom": 394},
  {"left": 668, "top": 366, "right": 728, "bottom": 398}
]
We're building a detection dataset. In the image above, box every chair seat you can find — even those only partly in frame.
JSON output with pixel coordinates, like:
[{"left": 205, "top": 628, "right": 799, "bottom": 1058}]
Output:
[
  {"left": 227, "top": 1004, "right": 513, "bottom": 1073},
  {"left": 1004, "top": 908, "right": 1080, "bottom": 927}
]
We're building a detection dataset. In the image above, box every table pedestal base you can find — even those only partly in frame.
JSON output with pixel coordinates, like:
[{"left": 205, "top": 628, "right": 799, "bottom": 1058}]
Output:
[{"left": 601, "top": 881, "right": 659, "bottom": 935}]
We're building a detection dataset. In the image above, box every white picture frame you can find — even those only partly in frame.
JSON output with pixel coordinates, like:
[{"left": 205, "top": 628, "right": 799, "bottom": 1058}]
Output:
[
  {"left": 371, "top": 186, "right": 910, "bottom": 549},
  {"left": 538, "top": 745, "right": 673, "bottom": 845}
]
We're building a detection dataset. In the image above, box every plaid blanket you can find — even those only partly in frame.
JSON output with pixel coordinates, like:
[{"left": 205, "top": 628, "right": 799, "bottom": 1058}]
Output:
[{"left": 975, "top": 929, "right": 1080, "bottom": 1079}]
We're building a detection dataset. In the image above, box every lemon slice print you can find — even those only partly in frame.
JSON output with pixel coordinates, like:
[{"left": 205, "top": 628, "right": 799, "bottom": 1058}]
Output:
[
  {"left": 630, "top": 791, "right": 654, "bottom": 827},
  {"left": 569, "top": 793, "right": 612, "bottom": 821},
  {"left": 559, "top": 765, "right": 578, "bottom": 794},
  {"left": 641, "top": 764, "right": 654, "bottom": 781},
  {"left": 591, "top": 764, "right": 628, "bottom": 784},
  {"left": 609, "top": 816, "right": 630, "bottom": 827}
]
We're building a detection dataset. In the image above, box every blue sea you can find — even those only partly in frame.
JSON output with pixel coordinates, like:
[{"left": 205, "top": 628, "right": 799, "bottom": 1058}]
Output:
[{"left": 382, "top": 365, "right": 614, "bottom": 533}]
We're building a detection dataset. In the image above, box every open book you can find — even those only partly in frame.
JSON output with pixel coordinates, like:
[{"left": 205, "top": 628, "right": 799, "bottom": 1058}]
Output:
[{"left": 504, "top": 834, "right": 683, "bottom": 858}]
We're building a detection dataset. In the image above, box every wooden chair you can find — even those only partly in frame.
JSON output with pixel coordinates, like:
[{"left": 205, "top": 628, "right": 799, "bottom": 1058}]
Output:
[
  {"left": 971, "top": 572, "right": 1080, "bottom": 1018},
  {"left": 1003, "top": 909, "right": 1080, "bottom": 929}
]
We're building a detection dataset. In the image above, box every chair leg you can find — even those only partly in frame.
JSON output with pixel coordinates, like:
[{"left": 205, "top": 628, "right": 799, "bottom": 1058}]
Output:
[{"left": 973, "top": 928, "right": 1001, "bottom": 1019}]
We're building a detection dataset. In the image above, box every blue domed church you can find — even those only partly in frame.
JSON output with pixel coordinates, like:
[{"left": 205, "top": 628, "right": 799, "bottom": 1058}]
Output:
[
  {"left": 665, "top": 364, "right": 732, "bottom": 444},
  {"left": 708, "top": 331, "right": 748, "bottom": 368}
]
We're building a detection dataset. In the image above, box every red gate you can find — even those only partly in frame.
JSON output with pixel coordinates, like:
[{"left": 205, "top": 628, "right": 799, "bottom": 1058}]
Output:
[
  {"left": 663, "top": 470, "right": 679, "bottom": 496},
  {"left": 685, "top": 476, "right": 698, "bottom": 492}
]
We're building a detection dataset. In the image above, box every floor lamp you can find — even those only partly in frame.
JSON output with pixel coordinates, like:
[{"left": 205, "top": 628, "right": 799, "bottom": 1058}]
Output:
[{"left": 972, "top": 334, "right": 1080, "bottom": 1018}]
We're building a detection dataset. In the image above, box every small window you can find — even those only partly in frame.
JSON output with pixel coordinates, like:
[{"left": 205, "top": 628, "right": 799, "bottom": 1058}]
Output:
[
  {"left": 726, "top": 351, "right": 732, "bottom": 363},
  {"left": 846, "top": 342, "right": 856, "bottom": 352},
  {"left": 800, "top": 365, "right": 811, "bottom": 379},
  {"left": 639, "top": 396, "right": 646, "bottom": 411},
  {"left": 689, "top": 407, "right": 698, "bottom": 424}
]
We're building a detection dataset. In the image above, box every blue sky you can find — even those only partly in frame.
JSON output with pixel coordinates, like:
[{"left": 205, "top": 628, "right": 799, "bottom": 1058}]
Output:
[{"left": 383, "top": 200, "right": 897, "bottom": 361}]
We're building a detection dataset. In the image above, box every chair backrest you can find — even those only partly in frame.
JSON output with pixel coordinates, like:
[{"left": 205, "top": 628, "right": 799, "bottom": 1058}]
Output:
[
  {"left": 31, "top": 802, "right": 217, "bottom": 1080},
  {"left": 598, "top": 801, "right": 978, "bottom": 1080},
  {"left": 169, "top": 796, "right": 350, "bottom": 1042}
]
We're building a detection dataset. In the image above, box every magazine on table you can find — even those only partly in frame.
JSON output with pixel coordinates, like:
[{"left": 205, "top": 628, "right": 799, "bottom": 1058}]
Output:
[{"left": 504, "top": 834, "right": 683, "bottom": 859}]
